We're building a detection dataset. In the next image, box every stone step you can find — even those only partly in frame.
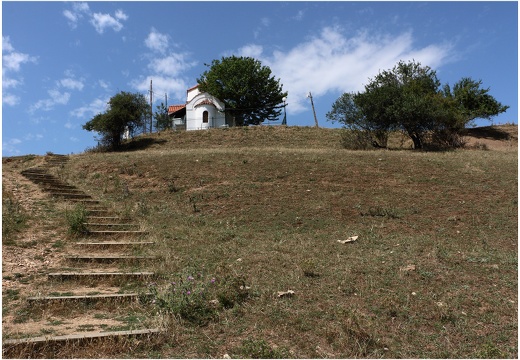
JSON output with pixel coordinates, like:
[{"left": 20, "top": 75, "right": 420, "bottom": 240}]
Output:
[
  {"left": 64, "top": 255, "right": 156, "bottom": 262},
  {"left": 85, "top": 223, "right": 140, "bottom": 231},
  {"left": 85, "top": 222, "right": 140, "bottom": 226},
  {"left": 87, "top": 230, "right": 149, "bottom": 236},
  {"left": 43, "top": 185, "right": 79, "bottom": 191},
  {"left": 83, "top": 209, "right": 111, "bottom": 215},
  {"left": 50, "top": 192, "right": 92, "bottom": 199},
  {"left": 27, "top": 292, "right": 153, "bottom": 303},
  {"left": 2, "top": 328, "right": 161, "bottom": 346},
  {"left": 75, "top": 241, "right": 155, "bottom": 247},
  {"left": 22, "top": 173, "right": 59, "bottom": 179},
  {"left": 48, "top": 271, "right": 154, "bottom": 280},
  {"left": 86, "top": 216, "right": 129, "bottom": 223}
]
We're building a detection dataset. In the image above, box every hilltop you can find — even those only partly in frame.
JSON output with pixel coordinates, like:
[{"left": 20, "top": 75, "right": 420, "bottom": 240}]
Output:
[{"left": 2, "top": 124, "right": 517, "bottom": 358}]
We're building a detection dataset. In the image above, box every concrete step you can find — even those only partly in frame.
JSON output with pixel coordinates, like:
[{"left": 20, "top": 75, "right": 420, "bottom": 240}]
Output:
[
  {"left": 64, "top": 255, "right": 156, "bottom": 262},
  {"left": 48, "top": 271, "right": 154, "bottom": 280},
  {"left": 3, "top": 328, "right": 161, "bottom": 346},
  {"left": 87, "top": 230, "right": 149, "bottom": 236},
  {"left": 27, "top": 292, "right": 153, "bottom": 303},
  {"left": 85, "top": 223, "right": 140, "bottom": 227},
  {"left": 75, "top": 241, "right": 155, "bottom": 247},
  {"left": 43, "top": 185, "right": 79, "bottom": 191},
  {"left": 50, "top": 193, "right": 92, "bottom": 199}
]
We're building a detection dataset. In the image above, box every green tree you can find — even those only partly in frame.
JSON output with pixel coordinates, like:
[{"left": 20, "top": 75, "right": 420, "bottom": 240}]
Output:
[
  {"left": 83, "top": 91, "right": 150, "bottom": 149},
  {"left": 154, "top": 102, "right": 170, "bottom": 131},
  {"left": 443, "top": 77, "right": 509, "bottom": 126},
  {"left": 327, "top": 60, "right": 509, "bottom": 149},
  {"left": 197, "top": 56, "right": 288, "bottom": 126}
]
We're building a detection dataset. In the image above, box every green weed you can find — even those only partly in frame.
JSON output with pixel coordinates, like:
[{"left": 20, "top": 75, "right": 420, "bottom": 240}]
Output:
[
  {"left": 65, "top": 204, "right": 89, "bottom": 236},
  {"left": 2, "top": 193, "right": 28, "bottom": 244},
  {"left": 236, "top": 338, "right": 290, "bottom": 359}
]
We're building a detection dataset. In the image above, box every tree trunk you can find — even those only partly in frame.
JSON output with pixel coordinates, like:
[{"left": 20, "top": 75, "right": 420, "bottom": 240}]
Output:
[{"left": 408, "top": 132, "right": 423, "bottom": 149}]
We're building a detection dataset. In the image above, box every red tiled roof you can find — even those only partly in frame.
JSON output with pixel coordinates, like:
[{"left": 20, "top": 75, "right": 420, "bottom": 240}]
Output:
[
  {"left": 187, "top": 84, "right": 199, "bottom": 92},
  {"left": 194, "top": 99, "right": 216, "bottom": 107},
  {"left": 168, "top": 104, "right": 186, "bottom": 114}
]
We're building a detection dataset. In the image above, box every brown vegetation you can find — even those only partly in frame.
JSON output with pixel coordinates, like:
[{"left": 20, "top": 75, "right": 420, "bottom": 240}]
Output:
[{"left": 3, "top": 125, "right": 517, "bottom": 358}]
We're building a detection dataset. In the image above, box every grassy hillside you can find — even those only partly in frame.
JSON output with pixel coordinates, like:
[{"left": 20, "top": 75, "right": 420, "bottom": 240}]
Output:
[{"left": 3, "top": 125, "right": 517, "bottom": 358}]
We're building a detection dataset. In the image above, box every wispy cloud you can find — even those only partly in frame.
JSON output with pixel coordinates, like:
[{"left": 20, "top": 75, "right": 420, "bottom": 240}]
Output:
[
  {"left": 90, "top": 10, "right": 128, "bottom": 34},
  {"left": 59, "top": 77, "right": 84, "bottom": 91},
  {"left": 98, "top": 79, "right": 110, "bottom": 90},
  {"left": 30, "top": 89, "right": 71, "bottom": 113},
  {"left": 3, "top": 135, "right": 42, "bottom": 155},
  {"left": 29, "top": 71, "right": 84, "bottom": 113},
  {"left": 63, "top": 2, "right": 90, "bottom": 29},
  {"left": 292, "top": 9, "right": 305, "bottom": 21},
  {"left": 132, "top": 29, "right": 197, "bottom": 102},
  {"left": 63, "top": 3, "right": 128, "bottom": 34},
  {"left": 2, "top": 36, "right": 14, "bottom": 52},
  {"left": 70, "top": 97, "right": 109, "bottom": 118},
  {"left": 254, "top": 16, "right": 271, "bottom": 39},
  {"left": 145, "top": 28, "right": 169, "bottom": 53},
  {"left": 239, "top": 26, "right": 453, "bottom": 113},
  {"left": 3, "top": 36, "right": 38, "bottom": 72},
  {"left": 2, "top": 36, "right": 38, "bottom": 106}
]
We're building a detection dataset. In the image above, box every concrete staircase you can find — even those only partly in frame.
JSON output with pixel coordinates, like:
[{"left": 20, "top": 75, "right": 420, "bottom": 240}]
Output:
[{"left": 3, "top": 154, "right": 163, "bottom": 358}]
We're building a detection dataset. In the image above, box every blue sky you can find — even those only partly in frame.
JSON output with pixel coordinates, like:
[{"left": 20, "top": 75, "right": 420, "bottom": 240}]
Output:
[{"left": 2, "top": 1, "right": 518, "bottom": 155}]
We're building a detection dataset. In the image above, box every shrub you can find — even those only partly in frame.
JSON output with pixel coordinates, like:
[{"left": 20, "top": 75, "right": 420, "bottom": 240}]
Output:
[
  {"left": 340, "top": 129, "right": 388, "bottom": 150},
  {"left": 150, "top": 270, "right": 218, "bottom": 326},
  {"left": 149, "top": 269, "right": 252, "bottom": 326}
]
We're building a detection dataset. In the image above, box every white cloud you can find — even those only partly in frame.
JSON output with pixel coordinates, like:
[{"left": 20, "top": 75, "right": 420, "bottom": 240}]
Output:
[
  {"left": 3, "top": 36, "right": 14, "bottom": 52},
  {"left": 3, "top": 51, "right": 38, "bottom": 72},
  {"left": 148, "top": 53, "right": 196, "bottom": 77},
  {"left": 90, "top": 11, "right": 127, "bottom": 34},
  {"left": 238, "top": 44, "right": 264, "bottom": 58},
  {"left": 247, "top": 27, "right": 453, "bottom": 113},
  {"left": 131, "top": 76, "right": 189, "bottom": 103},
  {"left": 63, "top": 10, "right": 79, "bottom": 26},
  {"left": 74, "top": 2, "right": 90, "bottom": 13},
  {"left": 98, "top": 79, "right": 110, "bottom": 89},
  {"left": 115, "top": 9, "right": 128, "bottom": 21},
  {"left": 3, "top": 93, "right": 20, "bottom": 106},
  {"left": 145, "top": 28, "right": 169, "bottom": 53},
  {"left": 23, "top": 133, "right": 44, "bottom": 141},
  {"left": 63, "top": 2, "right": 90, "bottom": 29},
  {"left": 2, "top": 77, "right": 21, "bottom": 90},
  {"left": 48, "top": 89, "right": 70, "bottom": 105},
  {"left": 293, "top": 10, "right": 305, "bottom": 21},
  {"left": 59, "top": 77, "right": 84, "bottom": 91},
  {"left": 71, "top": 97, "right": 109, "bottom": 118},
  {"left": 3, "top": 138, "right": 22, "bottom": 155},
  {"left": 30, "top": 89, "right": 71, "bottom": 113},
  {"left": 2, "top": 36, "right": 38, "bottom": 108}
]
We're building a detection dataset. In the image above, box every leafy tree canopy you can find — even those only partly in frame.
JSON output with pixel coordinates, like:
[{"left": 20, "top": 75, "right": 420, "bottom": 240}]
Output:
[
  {"left": 197, "top": 56, "right": 288, "bottom": 126},
  {"left": 83, "top": 91, "right": 150, "bottom": 149},
  {"left": 154, "top": 102, "right": 170, "bottom": 131},
  {"left": 327, "top": 60, "right": 509, "bottom": 149}
]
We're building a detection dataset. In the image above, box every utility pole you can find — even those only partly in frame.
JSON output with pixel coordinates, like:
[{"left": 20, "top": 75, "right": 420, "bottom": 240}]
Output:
[
  {"left": 165, "top": 93, "right": 169, "bottom": 129},
  {"left": 307, "top": 92, "right": 319, "bottom": 128},
  {"left": 149, "top": 79, "right": 153, "bottom": 133}
]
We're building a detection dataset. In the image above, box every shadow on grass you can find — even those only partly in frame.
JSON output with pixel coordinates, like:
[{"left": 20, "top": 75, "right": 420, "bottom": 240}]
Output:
[
  {"left": 117, "top": 137, "right": 168, "bottom": 152},
  {"left": 464, "top": 126, "right": 512, "bottom": 140}
]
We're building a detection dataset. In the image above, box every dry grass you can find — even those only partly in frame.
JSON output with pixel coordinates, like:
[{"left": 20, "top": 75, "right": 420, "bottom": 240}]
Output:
[{"left": 3, "top": 125, "right": 517, "bottom": 358}]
